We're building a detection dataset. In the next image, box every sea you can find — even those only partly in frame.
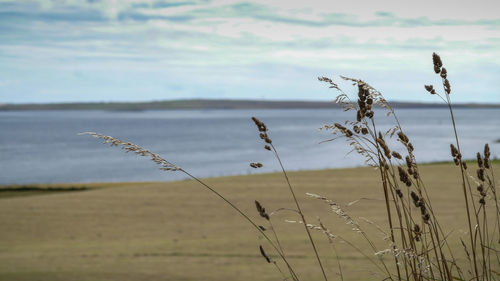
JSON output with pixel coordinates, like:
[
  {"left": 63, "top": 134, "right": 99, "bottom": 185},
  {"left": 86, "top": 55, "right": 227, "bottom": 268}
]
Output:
[{"left": 1, "top": 108, "right": 499, "bottom": 185}]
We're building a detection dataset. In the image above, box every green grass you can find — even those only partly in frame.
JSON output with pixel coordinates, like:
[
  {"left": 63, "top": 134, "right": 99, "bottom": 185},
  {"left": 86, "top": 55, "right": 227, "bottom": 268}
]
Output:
[
  {"left": 0, "top": 185, "right": 89, "bottom": 199},
  {"left": 0, "top": 164, "right": 498, "bottom": 281}
]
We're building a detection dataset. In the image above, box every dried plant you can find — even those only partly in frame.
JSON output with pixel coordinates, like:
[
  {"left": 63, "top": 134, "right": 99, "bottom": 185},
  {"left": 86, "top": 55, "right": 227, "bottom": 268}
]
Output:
[
  {"left": 316, "top": 52, "right": 499, "bottom": 281},
  {"left": 82, "top": 52, "right": 498, "bottom": 281}
]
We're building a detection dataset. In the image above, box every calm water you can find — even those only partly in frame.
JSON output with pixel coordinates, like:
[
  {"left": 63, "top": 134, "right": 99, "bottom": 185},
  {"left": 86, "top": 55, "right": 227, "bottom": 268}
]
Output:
[{"left": 1, "top": 108, "right": 499, "bottom": 185}]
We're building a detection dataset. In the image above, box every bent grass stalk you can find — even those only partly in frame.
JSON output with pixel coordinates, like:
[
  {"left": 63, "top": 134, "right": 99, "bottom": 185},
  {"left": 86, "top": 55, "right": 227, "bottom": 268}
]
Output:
[
  {"left": 79, "top": 132, "right": 300, "bottom": 281},
  {"left": 80, "top": 52, "right": 499, "bottom": 281}
]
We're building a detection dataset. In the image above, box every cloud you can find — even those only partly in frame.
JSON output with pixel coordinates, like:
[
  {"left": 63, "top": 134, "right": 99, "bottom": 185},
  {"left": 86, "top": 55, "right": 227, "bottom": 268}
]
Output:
[
  {"left": 152, "top": 1, "right": 197, "bottom": 9},
  {"left": 0, "top": 0, "right": 499, "bottom": 103}
]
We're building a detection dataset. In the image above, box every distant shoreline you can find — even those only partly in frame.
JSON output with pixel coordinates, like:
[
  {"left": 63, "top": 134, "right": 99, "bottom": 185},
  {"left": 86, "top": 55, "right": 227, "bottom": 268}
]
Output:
[
  {"left": 1, "top": 99, "right": 500, "bottom": 111},
  {"left": 2, "top": 159, "right": 498, "bottom": 187}
]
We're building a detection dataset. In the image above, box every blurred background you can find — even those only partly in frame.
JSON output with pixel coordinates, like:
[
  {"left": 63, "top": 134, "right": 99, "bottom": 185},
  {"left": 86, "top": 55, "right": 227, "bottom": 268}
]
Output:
[
  {"left": 1, "top": 2, "right": 500, "bottom": 281},
  {"left": 0, "top": 0, "right": 499, "bottom": 184}
]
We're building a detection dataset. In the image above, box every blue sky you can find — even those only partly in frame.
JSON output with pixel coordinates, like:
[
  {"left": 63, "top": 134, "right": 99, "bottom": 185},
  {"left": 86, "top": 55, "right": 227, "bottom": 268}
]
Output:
[{"left": 0, "top": 0, "right": 499, "bottom": 104}]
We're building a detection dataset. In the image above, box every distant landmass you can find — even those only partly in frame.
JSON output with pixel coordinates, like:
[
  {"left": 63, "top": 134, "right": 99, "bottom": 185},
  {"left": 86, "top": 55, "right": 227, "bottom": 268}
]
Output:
[{"left": 1, "top": 99, "right": 499, "bottom": 111}]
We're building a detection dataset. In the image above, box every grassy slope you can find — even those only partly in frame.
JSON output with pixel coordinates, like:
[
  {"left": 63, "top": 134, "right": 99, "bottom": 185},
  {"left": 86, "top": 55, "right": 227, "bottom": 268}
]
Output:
[{"left": 0, "top": 164, "right": 498, "bottom": 281}]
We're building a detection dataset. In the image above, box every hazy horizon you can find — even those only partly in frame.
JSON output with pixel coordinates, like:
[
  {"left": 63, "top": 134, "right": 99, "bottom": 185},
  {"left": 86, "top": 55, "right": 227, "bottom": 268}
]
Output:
[
  {"left": 3, "top": 97, "right": 500, "bottom": 106},
  {"left": 1, "top": 0, "right": 499, "bottom": 104}
]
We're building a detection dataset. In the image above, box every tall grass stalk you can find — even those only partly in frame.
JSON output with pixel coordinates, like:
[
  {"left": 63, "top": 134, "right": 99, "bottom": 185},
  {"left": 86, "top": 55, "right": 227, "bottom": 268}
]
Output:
[{"left": 82, "top": 52, "right": 499, "bottom": 281}]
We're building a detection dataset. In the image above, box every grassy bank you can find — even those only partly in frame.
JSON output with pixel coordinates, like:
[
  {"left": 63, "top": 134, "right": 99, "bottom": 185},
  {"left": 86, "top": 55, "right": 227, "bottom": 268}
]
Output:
[{"left": 0, "top": 163, "right": 498, "bottom": 281}]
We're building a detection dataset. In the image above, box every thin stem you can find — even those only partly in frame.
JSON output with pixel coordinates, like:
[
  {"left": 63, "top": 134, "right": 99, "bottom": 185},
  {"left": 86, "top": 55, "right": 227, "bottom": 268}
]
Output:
[
  {"left": 181, "top": 169, "right": 300, "bottom": 281},
  {"left": 444, "top": 92, "right": 480, "bottom": 280},
  {"left": 270, "top": 144, "right": 329, "bottom": 281}
]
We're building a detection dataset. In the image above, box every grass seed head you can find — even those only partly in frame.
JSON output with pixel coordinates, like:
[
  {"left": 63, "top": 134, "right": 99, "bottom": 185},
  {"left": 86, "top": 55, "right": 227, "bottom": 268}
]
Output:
[
  {"left": 259, "top": 245, "right": 271, "bottom": 263},
  {"left": 255, "top": 200, "right": 270, "bottom": 220},
  {"left": 424, "top": 85, "right": 437, "bottom": 95},
  {"left": 399, "top": 166, "right": 412, "bottom": 187},
  {"left": 405, "top": 156, "right": 412, "bottom": 169},
  {"left": 440, "top": 67, "right": 447, "bottom": 79},
  {"left": 396, "top": 189, "right": 403, "bottom": 198},
  {"left": 411, "top": 191, "right": 419, "bottom": 206},
  {"left": 250, "top": 162, "right": 263, "bottom": 169},
  {"left": 391, "top": 151, "right": 402, "bottom": 160},
  {"left": 407, "top": 143, "right": 414, "bottom": 153},
  {"left": 477, "top": 168, "right": 485, "bottom": 182},
  {"left": 398, "top": 131, "right": 409, "bottom": 144},
  {"left": 432, "top": 52, "right": 443, "bottom": 73},
  {"left": 444, "top": 79, "right": 451, "bottom": 94},
  {"left": 484, "top": 143, "right": 491, "bottom": 168},
  {"left": 476, "top": 152, "right": 483, "bottom": 168}
]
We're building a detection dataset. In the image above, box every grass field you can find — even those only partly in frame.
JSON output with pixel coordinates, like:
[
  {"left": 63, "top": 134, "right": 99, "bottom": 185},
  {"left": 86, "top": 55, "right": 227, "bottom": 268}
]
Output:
[{"left": 0, "top": 163, "right": 498, "bottom": 281}]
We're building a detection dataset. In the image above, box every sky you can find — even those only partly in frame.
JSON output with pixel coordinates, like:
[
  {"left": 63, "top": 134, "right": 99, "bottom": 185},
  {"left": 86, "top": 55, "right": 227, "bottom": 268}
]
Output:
[{"left": 0, "top": 0, "right": 499, "bottom": 104}]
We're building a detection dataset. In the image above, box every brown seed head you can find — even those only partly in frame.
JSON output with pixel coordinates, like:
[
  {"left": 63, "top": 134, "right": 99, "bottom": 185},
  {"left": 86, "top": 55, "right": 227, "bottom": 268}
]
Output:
[
  {"left": 318, "top": 76, "right": 333, "bottom": 83},
  {"left": 444, "top": 79, "right": 451, "bottom": 94},
  {"left": 432, "top": 52, "right": 443, "bottom": 72},
  {"left": 396, "top": 189, "right": 403, "bottom": 198},
  {"left": 264, "top": 145, "right": 271, "bottom": 151},
  {"left": 424, "top": 84, "right": 437, "bottom": 95},
  {"left": 335, "top": 123, "right": 353, "bottom": 137},
  {"left": 477, "top": 152, "right": 483, "bottom": 168},
  {"left": 361, "top": 127, "right": 368, "bottom": 135},
  {"left": 255, "top": 200, "right": 270, "bottom": 220},
  {"left": 461, "top": 161, "right": 467, "bottom": 170},
  {"left": 412, "top": 170, "right": 419, "bottom": 180},
  {"left": 484, "top": 143, "right": 490, "bottom": 159},
  {"left": 407, "top": 143, "right": 414, "bottom": 153},
  {"left": 440, "top": 67, "right": 447, "bottom": 79},
  {"left": 356, "top": 110, "right": 363, "bottom": 122},
  {"left": 398, "top": 131, "right": 409, "bottom": 144},
  {"left": 414, "top": 224, "right": 421, "bottom": 233},
  {"left": 358, "top": 100, "right": 365, "bottom": 109},
  {"left": 423, "top": 213, "right": 430, "bottom": 223},
  {"left": 391, "top": 151, "right": 402, "bottom": 160},
  {"left": 377, "top": 137, "right": 391, "bottom": 159},
  {"left": 450, "top": 144, "right": 459, "bottom": 158},
  {"left": 399, "top": 166, "right": 412, "bottom": 187},
  {"left": 334, "top": 123, "right": 346, "bottom": 131},
  {"left": 259, "top": 245, "right": 271, "bottom": 263},
  {"left": 419, "top": 200, "right": 426, "bottom": 213},
  {"left": 477, "top": 168, "right": 485, "bottom": 182},
  {"left": 434, "top": 65, "right": 441, "bottom": 74},
  {"left": 250, "top": 162, "right": 263, "bottom": 168},
  {"left": 408, "top": 167, "right": 414, "bottom": 175},
  {"left": 252, "top": 117, "right": 267, "bottom": 132},
  {"left": 405, "top": 156, "right": 412, "bottom": 169},
  {"left": 484, "top": 143, "right": 490, "bottom": 169},
  {"left": 410, "top": 191, "right": 419, "bottom": 205}
]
